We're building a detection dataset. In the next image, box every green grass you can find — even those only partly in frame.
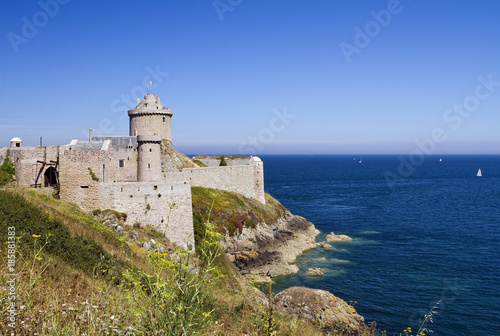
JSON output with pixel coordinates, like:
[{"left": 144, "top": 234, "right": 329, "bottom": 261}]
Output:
[
  {"left": 191, "top": 186, "right": 286, "bottom": 238},
  {"left": 0, "top": 188, "right": 323, "bottom": 335}
]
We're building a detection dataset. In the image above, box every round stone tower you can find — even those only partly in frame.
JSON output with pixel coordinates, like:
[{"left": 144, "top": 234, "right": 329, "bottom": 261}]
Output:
[
  {"left": 128, "top": 94, "right": 173, "bottom": 140},
  {"left": 137, "top": 134, "right": 162, "bottom": 182}
]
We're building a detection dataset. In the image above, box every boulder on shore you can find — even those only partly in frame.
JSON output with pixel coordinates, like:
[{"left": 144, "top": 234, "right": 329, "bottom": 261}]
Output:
[
  {"left": 325, "top": 232, "right": 352, "bottom": 242},
  {"left": 274, "top": 287, "right": 375, "bottom": 335},
  {"left": 305, "top": 268, "right": 324, "bottom": 276}
]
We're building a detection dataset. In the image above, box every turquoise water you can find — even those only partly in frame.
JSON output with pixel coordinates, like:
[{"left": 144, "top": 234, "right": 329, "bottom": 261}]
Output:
[{"left": 262, "top": 155, "right": 500, "bottom": 335}]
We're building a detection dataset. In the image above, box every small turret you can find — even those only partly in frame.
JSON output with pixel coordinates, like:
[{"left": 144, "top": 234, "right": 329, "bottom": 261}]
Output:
[{"left": 10, "top": 137, "right": 22, "bottom": 148}]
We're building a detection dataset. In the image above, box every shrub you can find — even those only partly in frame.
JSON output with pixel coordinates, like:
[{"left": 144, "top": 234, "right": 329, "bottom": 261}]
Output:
[
  {"left": 218, "top": 156, "right": 228, "bottom": 166},
  {"left": 87, "top": 167, "right": 99, "bottom": 181},
  {"left": 0, "top": 158, "right": 15, "bottom": 186}
]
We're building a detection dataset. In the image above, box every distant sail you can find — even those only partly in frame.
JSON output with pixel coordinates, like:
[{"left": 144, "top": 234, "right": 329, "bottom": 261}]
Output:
[{"left": 477, "top": 169, "right": 482, "bottom": 177}]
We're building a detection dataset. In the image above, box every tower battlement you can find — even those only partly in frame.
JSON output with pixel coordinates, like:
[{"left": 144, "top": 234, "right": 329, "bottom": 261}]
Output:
[{"left": 128, "top": 94, "right": 173, "bottom": 140}]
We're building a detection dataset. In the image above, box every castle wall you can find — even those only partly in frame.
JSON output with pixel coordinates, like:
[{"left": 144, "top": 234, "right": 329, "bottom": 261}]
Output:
[
  {"left": 182, "top": 161, "right": 265, "bottom": 204},
  {"left": 58, "top": 145, "right": 107, "bottom": 210},
  {"left": 99, "top": 181, "right": 194, "bottom": 249},
  {"left": 8, "top": 146, "right": 59, "bottom": 187},
  {"left": 0, "top": 148, "right": 7, "bottom": 164},
  {"left": 194, "top": 157, "right": 253, "bottom": 167}
]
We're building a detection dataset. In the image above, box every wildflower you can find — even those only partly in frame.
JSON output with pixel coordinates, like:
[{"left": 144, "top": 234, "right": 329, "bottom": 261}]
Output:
[{"left": 32, "top": 234, "right": 41, "bottom": 238}]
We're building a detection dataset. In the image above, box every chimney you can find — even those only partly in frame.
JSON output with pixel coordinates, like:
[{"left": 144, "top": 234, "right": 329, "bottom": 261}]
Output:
[
  {"left": 137, "top": 97, "right": 140, "bottom": 105},
  {"left": 89, "top": 128, "right": 93, "bottom": 141}
]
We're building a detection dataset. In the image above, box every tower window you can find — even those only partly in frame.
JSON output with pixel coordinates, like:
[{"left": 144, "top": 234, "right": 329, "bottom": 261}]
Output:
[
  {"left": 119, "top": 160, "right": 124, "bottom": 168},
  {"left": 16, "top": 143, "right": 20, "bottom": 147},
  {"left": 149, "top": 148, "right": 152, "bottom": 152},
  {"left": 163, "top": 117, "right": 165, "bottom": 122},
  {"left": 148, "top": 164, "right": 151, "bottom": 168}
]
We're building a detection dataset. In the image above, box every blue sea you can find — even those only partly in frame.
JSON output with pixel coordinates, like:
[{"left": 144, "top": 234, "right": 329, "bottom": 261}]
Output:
[{"left": 261, "top": 155, "right": 500, "bottom": 336}]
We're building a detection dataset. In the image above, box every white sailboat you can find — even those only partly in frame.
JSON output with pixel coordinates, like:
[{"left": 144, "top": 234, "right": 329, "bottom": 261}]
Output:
[{"left": 477, "top": 169, "right": 482, "bottom": 177}]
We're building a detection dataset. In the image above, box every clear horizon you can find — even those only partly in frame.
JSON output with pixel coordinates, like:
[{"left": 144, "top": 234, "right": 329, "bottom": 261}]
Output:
[{"left": 2, "top": 0, "right": 500, "bottom": 155}]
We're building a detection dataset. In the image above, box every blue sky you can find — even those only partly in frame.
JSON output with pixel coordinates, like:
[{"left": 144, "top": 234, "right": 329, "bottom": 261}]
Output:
[{"left": 1, "top": 0, "right": 500, "bottom": 154}]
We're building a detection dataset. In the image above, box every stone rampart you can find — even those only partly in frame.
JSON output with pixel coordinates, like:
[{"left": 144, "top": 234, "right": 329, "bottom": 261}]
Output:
[
  {"left": 99, "top": 181, "right": 194, "bottom": 249},
  {"left": 8, "top": 146, "right": 59, "bottom": 187},
  {"left": 194, "top": 157, "right": 252, "bottom": 167},
  {"left": 183, "top": 161, "right": 265, "bottom": 204}
]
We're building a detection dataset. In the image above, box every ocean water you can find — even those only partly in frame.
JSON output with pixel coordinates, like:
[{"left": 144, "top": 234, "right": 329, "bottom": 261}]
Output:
[{"left": 261, "top": 155, "right": 500, "bottom": 335}]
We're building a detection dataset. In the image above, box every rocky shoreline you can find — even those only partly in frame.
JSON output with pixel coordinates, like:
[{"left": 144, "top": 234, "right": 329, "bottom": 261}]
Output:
[
  {"left": 222, "top": 210, "right": 320, "bottom": 279},
  {"left": 222, "top": 210, "right": 375, "bottom": 334}
]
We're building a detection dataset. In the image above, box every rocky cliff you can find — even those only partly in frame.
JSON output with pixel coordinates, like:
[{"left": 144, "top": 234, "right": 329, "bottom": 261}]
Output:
[
  {"left": 191, "top": 187, "right": 320, "bottom": 279},
  {"left": 224, "top": 211, "right": 320, "bottom": 278}
]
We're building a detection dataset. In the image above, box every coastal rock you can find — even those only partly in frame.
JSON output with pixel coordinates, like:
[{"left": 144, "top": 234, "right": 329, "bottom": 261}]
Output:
[
  {"left": 223, "top": 213, "right": 320, "bottom": 277},
  {"left": 274, "top": 287, "right": 375, "bottom": 335},
  {"left": 305, "top": 268, "right": 324, "bottom": 276},
  {"left": 246, "top": 271, "right": 272, "bottom": 284},
  {"left": 321, "top": 242, "right": 333, "bottom": 249},
  {"left": 325, "top": 232, "right": 352, "bottom": 242}
]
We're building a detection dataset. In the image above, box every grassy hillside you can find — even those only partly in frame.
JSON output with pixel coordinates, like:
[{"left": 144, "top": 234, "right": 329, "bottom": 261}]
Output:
[
  {"left": 0, "top": 188, "right": 321, "bottom": 335},
  {"left": 191, "top": 187, "right": 287, "bottom": 242}
]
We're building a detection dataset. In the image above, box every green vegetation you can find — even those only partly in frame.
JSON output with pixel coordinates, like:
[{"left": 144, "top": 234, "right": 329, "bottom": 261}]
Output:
[
  {"left": 191, "top": 186, "right": 286, "bottom": 240},
  {"left": 0, "top": 188, "right": 323, "bottom": 335},
  {"left": 88, "top": 167, "right": 99, "bottom": 181},
  {"left": 0, "top": 190, "right": 124, "bottom": 278},
  {"left": 92, "top": 209, "right": 128, "bottom": 221},
  {"left": 218, "top": 155, "right": 228, "bottom": 166},
  {"left": 193, "top": 159, "right": 207, "bottom": 167},
  {"left": 0, "top": 158, "right": 15, "bottom": 186}
]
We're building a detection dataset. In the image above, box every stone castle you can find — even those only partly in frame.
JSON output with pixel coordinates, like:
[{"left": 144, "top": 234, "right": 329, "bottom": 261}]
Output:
[{"left": 0, "top": 94, "right": 265, "bottom": 248}]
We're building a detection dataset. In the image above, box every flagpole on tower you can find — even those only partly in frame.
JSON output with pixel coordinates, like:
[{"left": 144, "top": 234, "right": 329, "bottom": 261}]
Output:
[{"left": 147, "top": 81, "right": 152, "bottom": 93}]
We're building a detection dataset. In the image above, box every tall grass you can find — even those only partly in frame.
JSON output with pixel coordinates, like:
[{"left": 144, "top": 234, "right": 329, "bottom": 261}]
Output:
[{"left": 0, "top": 188, "right": 325, "bottom": 335}]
